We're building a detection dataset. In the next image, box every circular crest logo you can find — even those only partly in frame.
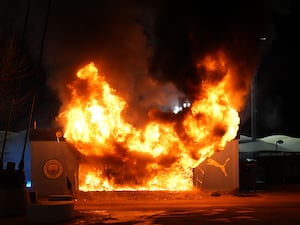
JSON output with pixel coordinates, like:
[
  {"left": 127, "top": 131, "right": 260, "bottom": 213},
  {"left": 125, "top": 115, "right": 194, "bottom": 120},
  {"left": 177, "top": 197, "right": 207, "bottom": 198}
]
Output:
[{"left": 43, "top": 159, "right": 63, "bottom": 179}]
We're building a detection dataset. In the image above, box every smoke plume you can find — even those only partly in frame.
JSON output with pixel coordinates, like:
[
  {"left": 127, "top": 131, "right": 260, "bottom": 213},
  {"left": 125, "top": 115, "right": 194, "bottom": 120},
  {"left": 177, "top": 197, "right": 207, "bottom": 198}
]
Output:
[{"left": 42, "top": 0, "right": 273, "bottom": 125}]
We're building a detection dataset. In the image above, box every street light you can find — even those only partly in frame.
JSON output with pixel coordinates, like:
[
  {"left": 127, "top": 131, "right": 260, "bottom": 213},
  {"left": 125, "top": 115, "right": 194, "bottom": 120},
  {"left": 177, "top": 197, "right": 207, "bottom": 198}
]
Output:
[{"left": 275, "top": 140, "right": 284, "bottom": 152}]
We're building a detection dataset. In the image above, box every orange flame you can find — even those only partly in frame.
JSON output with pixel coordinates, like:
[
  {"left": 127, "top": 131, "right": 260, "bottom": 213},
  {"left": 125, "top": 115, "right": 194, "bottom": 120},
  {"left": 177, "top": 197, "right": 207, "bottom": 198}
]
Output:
[{"left": 58, "top": 51, "right": 241, "bottom": 191}]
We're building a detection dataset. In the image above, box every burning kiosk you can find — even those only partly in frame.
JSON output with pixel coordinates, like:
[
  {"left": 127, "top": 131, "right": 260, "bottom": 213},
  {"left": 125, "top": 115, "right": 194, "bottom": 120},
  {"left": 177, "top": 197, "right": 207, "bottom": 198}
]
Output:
[
  {"left": 30, "top": 58, "right": 242, "bottom": 196},
  {"left": 29, "top": 128, "right": 239, "bottom": 197}
]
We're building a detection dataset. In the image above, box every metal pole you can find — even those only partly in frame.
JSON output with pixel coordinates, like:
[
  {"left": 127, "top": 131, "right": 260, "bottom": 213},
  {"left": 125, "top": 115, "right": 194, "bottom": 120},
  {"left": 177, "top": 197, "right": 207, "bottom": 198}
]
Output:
[
  {"left": 251, "top": 72, "right": 257, "bottom": 141},
  {"left": 18, "top": 0, "right": 52, "bottom": 172},
  {"left": 0, "top": 95, "right": 15, "bottom": 170},
  {"left": 21, "top": 0, "right": 31, "bottom": 44},
  {"left": 0, "top": 0, "right": 31, "bottom": 170},
  {"left": 19, "top": 91, "right": 36, "bottom": 171}
]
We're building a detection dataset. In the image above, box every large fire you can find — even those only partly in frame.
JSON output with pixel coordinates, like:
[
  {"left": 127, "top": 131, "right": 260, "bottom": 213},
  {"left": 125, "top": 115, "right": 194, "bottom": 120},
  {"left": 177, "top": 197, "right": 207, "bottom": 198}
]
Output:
[{"left": 58, "top": 51, "right": 241, "bottom": 191}]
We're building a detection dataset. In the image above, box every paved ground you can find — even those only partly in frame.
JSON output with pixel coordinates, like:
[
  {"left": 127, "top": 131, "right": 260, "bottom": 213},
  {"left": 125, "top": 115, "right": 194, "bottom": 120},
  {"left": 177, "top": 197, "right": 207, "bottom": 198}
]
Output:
[{"left": 1, "top": 186, "right": 300, "bottom": 225}]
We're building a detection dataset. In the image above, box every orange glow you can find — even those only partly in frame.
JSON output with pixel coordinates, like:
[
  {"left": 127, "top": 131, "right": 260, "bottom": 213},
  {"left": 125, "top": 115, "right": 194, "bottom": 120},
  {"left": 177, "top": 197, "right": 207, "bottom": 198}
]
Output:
[{"left": 58, "top": 51, "right": 241, "bottom": 191}]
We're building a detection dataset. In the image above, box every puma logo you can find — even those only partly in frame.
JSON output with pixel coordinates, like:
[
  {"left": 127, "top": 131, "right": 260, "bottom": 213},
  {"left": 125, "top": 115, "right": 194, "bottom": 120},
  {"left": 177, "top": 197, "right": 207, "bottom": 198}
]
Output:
[{"left": 207, "top": 158, "right": 230, "bottom": 176}]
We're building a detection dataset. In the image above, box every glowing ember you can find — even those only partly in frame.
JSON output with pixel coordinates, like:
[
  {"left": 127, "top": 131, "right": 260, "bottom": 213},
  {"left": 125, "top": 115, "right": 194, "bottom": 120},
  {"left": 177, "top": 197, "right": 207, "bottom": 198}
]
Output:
[{"left": 58, "top": 51, "right": 241, "bottom": 191}]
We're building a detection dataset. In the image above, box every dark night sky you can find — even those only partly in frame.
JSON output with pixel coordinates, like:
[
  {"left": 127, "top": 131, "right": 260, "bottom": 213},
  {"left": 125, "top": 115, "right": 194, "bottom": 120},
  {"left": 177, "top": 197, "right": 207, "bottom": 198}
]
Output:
[{"left": 0, "top": 0, "right": 299, "bottom": 138}]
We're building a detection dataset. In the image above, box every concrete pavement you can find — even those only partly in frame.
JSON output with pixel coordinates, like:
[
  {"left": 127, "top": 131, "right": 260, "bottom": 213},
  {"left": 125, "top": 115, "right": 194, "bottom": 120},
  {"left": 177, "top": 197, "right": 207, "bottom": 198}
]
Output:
[{"left": 1, "top": 186, "right": 300, "bottom": 225}]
